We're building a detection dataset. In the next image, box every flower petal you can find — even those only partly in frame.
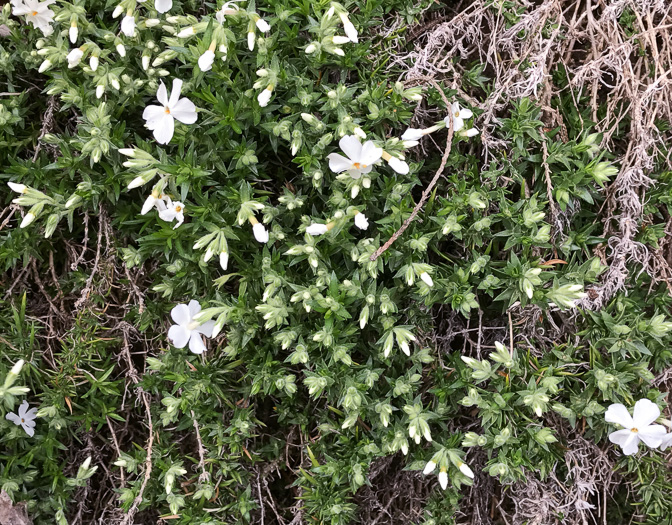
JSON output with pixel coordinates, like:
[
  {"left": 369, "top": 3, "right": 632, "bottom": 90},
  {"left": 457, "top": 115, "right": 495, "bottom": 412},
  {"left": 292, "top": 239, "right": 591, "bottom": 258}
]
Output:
[
  {"left": 196, "top": 320, "right": 215, "bottom": 338},
  {"left": 171, "top": 303, "right": 191, "bottom": 325},
  {"left": 156, "top": 81, "right": 169, "bottom": 106},
  {"left": 339, "top": 135, "right": 362, "bottom": 161},
  {"left": 327, "top": 153, "right": 352, "bottom": 173},
  {"left": 22, "top": 423, "right": 35, "bottom": 437},
  {"left": 18, "top": 400, "right": 29, "bottom": 418},
  {"left": 155, "top": 0, "right": 172, "bottom": 13},
  {"left": 168, "top": 324, "right": 191, "bottom": 348},
  {"left": 6, "top": 412, "right": 20, "bottom": 425},
  {"left": 189, "top": 334, "right": 207, "bottom": 354},
  {"left": 153, "top": 114, "right": 175, "bottom": 145},
  {"left": 459, "top": 108, "right": 473, "bottom": 119},
  {"left": 170, "top": 98, "right": 197, "bottom": 124},
  {"left": 188, "top": 300, "right": 201, "bottom": 317},
  {"left": 605, "top": 403, "right": 634, "bottom": 428},
  {"left": 633, "top": 399, "right": 661, "bottom": 428},
  {"left": 638, "top": 425, "right": 667, "bottom": 448},
  {"left": 169, "top": 78, "right": 183, "bottom": 107},
  {"left": 609, "top": 429, "right": 639, "bottom": 455},
  {"left": 359, "top": 141, "right": 383, "bottom": 166},
  {"left": 142, "top": 105, "right": 165, "bottom": 128},
  {"left": 158, "top": 208, "right": 177, "bottom": 222}
]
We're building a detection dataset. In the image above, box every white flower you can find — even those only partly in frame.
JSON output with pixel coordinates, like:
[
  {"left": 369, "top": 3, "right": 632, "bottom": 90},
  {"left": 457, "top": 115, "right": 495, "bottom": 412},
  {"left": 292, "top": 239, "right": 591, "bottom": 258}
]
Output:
[
  {"left": 112, "top": 4, "right": 123, "bottom": 17},
  {"left": 67, "top": 47, "right": 84, "bottom": 68},
  {"left": 423, "top": 460, "right": 436, "bottom": 475},
  {"left": 38, "top": 59, "right": 51, "bottom": 73},
  {"left": 339, "top": 12, "right": 357, "bottom": 43},
  {"left": 460, "top": 128, "right": 479, "bottom": 138},
  {"left": 247, "top": 31, "right": 255, "bottom": 51},
  {"left": 20, "top": 212, "right": 36, "bottom": 228},
  {"left": 353, "top": 127, "right": 366, "bottom": 139},
  {"left": 438, "top": 469, "right": 448, "bottom": 490},
  {"left": 253, "top": 222, "right": 269, "bottom": 243},
  {"left": 458, "top": 462, "right": 474, "bottom": 479},
  {"left": 332, "top": 35, "right": 350, "bottom": 45},
  {"left": 354, "top": 212, "right": 368, "bottom": 230},
  {"left": 306, "top": 223, "right": 328, "bottom": 236},
  {"left": 6, "top": 400, "right": 37, "bottom": 437},
  {"left": 8, "top": 182, "right": 27, "bottom": 194},
  {"left": 155, "top": 0, "right": 172, "bottom": 13},
  {"left": 327, "top": 135, "right": 382, "bottom": 180},
  {"left": 89, "top": 55, "right": 99, "bottom": 71},
  {"left": 216, "top": 1, "right": 241, "bottom": 23},
  {"left": 386, "top": 156, "right": 409, "bottom": 175},
  {"left": 143, "top": 78, "right": 198, "bottom": 145},
  {"left": 96, "top": 85, "right": 105, "bottom": 99},
  {"left": 220, "top": 251, "right": 229, "bottom": 270},
  {"left": 12, "top": 0, "right": 56, "bottom": 36},
  {"left": 605, "top": 399, "right": 667, "bottom": 455},
  {"left": 305, "top": 43, "right": 317, "bottom": 54},
  {"left": 167, "top": 300, "right": 216, "bottom": 354},
  {"left": 444, "top": 102, "right": 473, "bottom": 133},
  {"left": 256, "top": 18, "right": 270, "bottom": 32},
  {"left": 401, "top": 128, "right": 425, "bottom": 141},
  {"left": 177, "top": 26, "right": 196, "bottom": 37},
  {"left": 257, "top": 86, "right": 273, "bottom": 107},
  {"left": 121, "top": 14, "right": 136, "bottom": 37},
  {"left": 69, "top": 24, "right": 78, "bottom": 44},
  {"left": 158, "top": 198, "right": 185, "bottom": 229},
  {"left": 198, "top": 50, "right": 215, "bottom": 71},
  {"left": 141, "top": 191, "right": 169, "bottom": 215},
  {"left": 420, "top": 272, "right": 433, "bottom": 287}
]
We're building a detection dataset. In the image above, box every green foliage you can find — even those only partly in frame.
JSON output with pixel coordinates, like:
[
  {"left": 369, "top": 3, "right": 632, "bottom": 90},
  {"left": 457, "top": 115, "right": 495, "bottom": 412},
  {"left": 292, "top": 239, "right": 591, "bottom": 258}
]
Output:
[{"left": 2, "top": 0, "right": 672, "bottom": 523}]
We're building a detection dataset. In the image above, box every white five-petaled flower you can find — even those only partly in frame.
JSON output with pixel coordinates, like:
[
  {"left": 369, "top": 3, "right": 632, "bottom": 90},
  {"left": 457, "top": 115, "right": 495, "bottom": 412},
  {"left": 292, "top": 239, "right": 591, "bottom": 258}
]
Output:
[
  {"left": 354, "top": 212, "right": 368, "bottom": 230},
  {"left": 12, "top": 0, "right": 56, "bottom": 36},
  {"left": 253, "top": 222, "right": 269, "bottom": 243},
  {"left": 121, "top": 14, "right": 136, "bottom": 36},
  {"left": 143, "top": 79, "right": 198, "bottom": 145},
  {"left": 327, "top": 135, "right": 382, "bottom": 180},
  {"left": 158, "top": 198, "right": 185, "bottom": 229},
  {"left": 605, "top": 399, "right": 667, "bottom": 455},
  {"left": 306, "top": 223, "right": 329, "bottom": 236},
  {"left": 6, "top": 400, "right": 37, "bottom": 437},
  {"left": 155, "top": 0, "right": 172, "bottom": 13},
  {"left": 444, "top": 102, "right": 473, "bottom": 133},
  {"left": 167, "top": 300, "right": 216, "bottom": 354}
]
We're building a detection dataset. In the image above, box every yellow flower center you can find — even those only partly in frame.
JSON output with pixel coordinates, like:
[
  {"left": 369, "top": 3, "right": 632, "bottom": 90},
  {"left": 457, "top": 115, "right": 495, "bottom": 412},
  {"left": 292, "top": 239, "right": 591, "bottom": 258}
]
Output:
[
  {"left": 21, "top": 418, "right": 25, "bottom": 422},
  {"left": 353, "top": 162, "right": 366, "bottom": 170},
  {"left": 175, "top": 205, "right": 182, "bottom": 212},
  {"left": 164, "top": 107, "right": 171, "bottom": 114},
  {"left": 31, "top": 10, "right": 38, "bottom": 15},
  {"left": 631, "top": 427, "right": 639, "bottom": 433}
]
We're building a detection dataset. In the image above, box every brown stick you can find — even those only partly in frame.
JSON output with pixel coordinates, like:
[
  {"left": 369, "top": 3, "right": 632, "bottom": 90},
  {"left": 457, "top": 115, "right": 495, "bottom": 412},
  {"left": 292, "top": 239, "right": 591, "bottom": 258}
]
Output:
[{"left": 370, "top": 79, "right": 455, "bottom": 261}]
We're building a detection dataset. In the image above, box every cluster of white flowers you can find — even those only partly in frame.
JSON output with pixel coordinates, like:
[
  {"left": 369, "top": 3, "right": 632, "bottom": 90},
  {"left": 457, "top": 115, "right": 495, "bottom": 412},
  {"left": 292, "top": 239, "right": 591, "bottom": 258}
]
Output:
[{"left": 402, "top": 102, "right": 479, "bottom": 142}]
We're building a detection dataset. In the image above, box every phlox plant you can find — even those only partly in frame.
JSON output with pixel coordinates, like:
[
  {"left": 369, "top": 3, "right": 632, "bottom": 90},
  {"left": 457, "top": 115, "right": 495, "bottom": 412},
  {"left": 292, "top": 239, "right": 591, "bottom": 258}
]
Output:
[{"left": 2, "top": 0, "right": 672, "bottom": 523}]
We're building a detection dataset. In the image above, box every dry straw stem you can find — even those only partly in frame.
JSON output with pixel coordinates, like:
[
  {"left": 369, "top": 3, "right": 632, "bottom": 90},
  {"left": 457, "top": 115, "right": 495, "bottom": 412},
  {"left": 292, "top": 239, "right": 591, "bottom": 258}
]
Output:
[
  {"left": 370, "top": 78, "right": 455, "bottom": 261},
  {"left": 391, "top": 0, "right": 672, "bottom": 309}
]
